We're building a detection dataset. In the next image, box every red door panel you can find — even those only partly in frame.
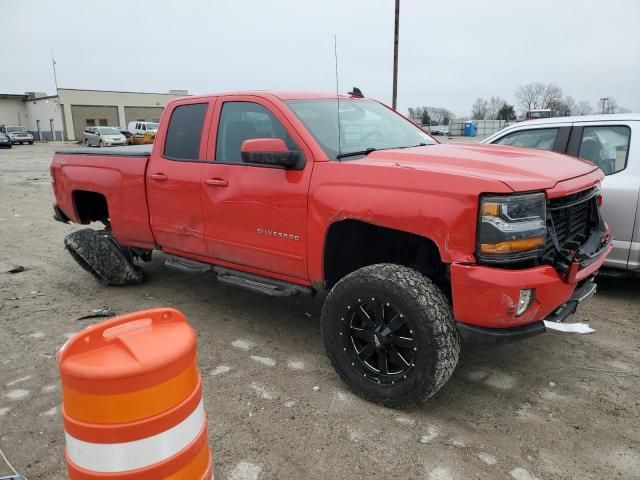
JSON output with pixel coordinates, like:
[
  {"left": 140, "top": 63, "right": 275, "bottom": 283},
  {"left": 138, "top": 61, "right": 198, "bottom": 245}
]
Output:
[
  {"left": 147, "top": 99, "right": 216, "bottom": 256},
  {"left": 200, "top": 95, "right": 314, "bottom": 280},
  {"left": 147, "top": 159, "right": 206, "bottom": 255}
]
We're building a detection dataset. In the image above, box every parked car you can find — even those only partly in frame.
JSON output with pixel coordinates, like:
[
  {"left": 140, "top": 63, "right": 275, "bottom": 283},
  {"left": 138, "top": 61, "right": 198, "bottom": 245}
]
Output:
[
  {"left": 127, "top": 121, "right": 159, "bottom": 135},
  {"left": 482, "top": 114, "right": 639, "bottom": 275},
  {"left": 83, "top": 126, "right": 128, "bottom": 147},
  {"left": 0, "top": 132, "right": 12, "bottom": 148},
  {"left": 430, "top": 126, "right": 449, "bottom": 136},
  {"left": 0, "top": 125, "right": 34, "bottom": 144},
  {"left": 51, "top": 90, "right": 611, "bottom": 408}
]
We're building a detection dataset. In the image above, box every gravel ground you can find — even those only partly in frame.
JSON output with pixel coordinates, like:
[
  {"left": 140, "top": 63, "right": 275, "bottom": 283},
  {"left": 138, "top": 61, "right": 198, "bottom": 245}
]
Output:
[{"left": 0, "top": 143, "right": 638, "bottom": 480}]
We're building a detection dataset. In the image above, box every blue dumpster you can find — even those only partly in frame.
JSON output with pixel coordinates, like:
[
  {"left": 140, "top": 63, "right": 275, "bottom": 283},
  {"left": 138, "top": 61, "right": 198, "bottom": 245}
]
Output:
[{"left": 463, "top": 121, "right": 477, "bottom": 137}]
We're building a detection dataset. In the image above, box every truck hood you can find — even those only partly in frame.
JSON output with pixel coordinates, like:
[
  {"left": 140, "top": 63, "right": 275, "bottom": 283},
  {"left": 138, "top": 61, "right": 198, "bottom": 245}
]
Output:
[{"left": 355, "top": 144, "right": 599, "bottom": 192}]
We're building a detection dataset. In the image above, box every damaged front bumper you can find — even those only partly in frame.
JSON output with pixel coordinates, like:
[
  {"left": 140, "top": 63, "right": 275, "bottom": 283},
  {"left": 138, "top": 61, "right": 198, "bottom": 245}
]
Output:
[{"left": 457, "top": 278, "right": 597, "bottom": 343}]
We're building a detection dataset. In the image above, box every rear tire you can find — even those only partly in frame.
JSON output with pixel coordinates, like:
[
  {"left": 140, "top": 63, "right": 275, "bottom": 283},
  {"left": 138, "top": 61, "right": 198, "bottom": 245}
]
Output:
[
  {"left": 321, "top": 263, "right": 460, "bottom": 408},
  {"left": 28, "top": 141, "right": 33, "bottom": 145},
  {"left": 64, "top": 229, "right": 144, "bottom": 286}
]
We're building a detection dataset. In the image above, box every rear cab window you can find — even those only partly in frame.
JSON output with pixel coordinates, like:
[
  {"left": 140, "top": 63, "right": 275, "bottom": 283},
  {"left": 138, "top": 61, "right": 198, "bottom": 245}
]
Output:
[
  {"left": 493, "top": 128, "right": 558, "bottom": 151},
  {"left": 163, "top": 103, "right": 208, "bottom": 161},
  {"left": 578, "top": 125, "right": 630, "bottom": 175}
]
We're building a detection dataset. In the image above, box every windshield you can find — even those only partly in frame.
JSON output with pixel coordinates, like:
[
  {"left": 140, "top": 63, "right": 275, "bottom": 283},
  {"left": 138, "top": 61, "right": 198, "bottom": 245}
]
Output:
[
  {"left": 6, "top": 126, "right": 27, "bottom": 133},
  {"left": 286, "top": 99, "right": 435, "bottom": 160},
  {"left": 99, "top": 127, "right": 122, "bottom": 135}
]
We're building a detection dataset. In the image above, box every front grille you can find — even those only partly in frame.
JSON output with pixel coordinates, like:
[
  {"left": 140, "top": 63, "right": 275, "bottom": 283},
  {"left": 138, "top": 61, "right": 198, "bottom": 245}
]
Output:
[{"left": 544, "top": 187, "right": 598, "bottom": 263}]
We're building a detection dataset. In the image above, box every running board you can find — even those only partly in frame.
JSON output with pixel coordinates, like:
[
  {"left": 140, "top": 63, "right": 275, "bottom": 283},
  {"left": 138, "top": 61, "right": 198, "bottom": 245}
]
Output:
[
  {"left": 163, "top": 254, "right": 313, "bottom": 297},
  {"left": 213, "top": 266, "right": 313, "bottom": 297},
  {"left": 164, "top": 255, "right": 213, "bottom": 274}
]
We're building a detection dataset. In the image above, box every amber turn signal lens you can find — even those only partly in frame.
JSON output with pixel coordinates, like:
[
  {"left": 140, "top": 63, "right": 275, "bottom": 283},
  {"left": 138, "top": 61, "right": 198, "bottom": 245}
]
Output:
[
  {"left": 481, "top": 202, "right": 501, "bottom": 216},
  {"left": 480, "top": 237, "right": 545, "bottom": 254}
]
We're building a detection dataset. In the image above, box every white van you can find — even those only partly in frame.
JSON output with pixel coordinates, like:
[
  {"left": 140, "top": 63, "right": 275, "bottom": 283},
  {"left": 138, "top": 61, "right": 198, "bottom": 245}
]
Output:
[{"left": 127, "top": 121, "right": 159, "bottom": 135}]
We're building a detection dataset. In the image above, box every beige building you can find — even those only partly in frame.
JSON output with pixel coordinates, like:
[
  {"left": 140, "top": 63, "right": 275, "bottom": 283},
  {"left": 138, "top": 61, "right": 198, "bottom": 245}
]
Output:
[{"left": 0, "top": 88, "right": 188, "bottom": 141}]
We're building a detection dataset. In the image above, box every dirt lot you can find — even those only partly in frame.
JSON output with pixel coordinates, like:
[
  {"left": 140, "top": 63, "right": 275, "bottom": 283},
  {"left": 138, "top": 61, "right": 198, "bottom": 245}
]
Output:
[{"left": 1, "top": 143, "right": 639, "bottom": 480}]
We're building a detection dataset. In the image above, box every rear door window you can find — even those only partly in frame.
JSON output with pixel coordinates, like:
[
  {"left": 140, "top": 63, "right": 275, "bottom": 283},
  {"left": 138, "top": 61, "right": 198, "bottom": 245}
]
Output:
[
  {"left": 578, "top": 125, "right": 630, "bottom": 175},
  {"left": 494, "top": 128, "right": 558, "bottom": 151},
  {"left": 163, "top": 103, "right": 208, "bottom": 161}
]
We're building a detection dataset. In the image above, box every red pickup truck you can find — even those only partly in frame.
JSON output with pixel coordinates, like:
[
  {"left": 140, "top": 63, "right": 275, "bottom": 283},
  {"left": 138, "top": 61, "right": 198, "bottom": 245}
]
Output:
[{"left": 51, "top": 91, "right": 612, "bottom": 407}]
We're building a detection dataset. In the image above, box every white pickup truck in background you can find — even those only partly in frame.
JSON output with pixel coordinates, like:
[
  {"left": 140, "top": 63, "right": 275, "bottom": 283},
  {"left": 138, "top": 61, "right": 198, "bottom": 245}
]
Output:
[{"left": 483, "top": 114, "right": 640, "bottom": 276}]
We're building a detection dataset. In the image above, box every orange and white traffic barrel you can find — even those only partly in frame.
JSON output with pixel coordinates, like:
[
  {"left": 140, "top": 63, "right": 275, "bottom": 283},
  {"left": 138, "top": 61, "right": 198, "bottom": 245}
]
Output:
[{"left": 58, "top": 308, "right": 213, "bottom": 479}]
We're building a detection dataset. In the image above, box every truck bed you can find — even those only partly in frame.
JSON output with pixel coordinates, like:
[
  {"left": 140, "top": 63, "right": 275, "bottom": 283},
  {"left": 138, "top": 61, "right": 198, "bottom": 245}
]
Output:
[{"left": 51, "top": 146, "right": 156, "bottom": 249}]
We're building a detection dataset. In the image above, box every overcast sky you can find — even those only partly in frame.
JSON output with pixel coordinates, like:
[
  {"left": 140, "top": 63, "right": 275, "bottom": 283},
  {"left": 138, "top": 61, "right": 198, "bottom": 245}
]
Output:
[{"left": 2, "top": 0, "right": 639, "bottom": 116}]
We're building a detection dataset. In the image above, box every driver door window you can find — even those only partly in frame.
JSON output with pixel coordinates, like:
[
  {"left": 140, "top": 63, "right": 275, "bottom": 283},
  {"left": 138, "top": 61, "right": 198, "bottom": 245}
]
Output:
[
  {"left": 494, "top": 128, "right": 558, "bottom": 151},
  {"left": 215, "top": 102, "right": 298, "bottom": 164}
]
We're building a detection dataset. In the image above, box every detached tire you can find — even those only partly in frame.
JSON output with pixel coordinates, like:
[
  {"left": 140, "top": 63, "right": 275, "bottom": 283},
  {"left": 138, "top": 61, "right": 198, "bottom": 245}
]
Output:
[
  {"left": 321, "top": 264, "right": 460, "bottom": 408},
  {"left": 64, "top": 229, "right": 144, "bottom": 286}
]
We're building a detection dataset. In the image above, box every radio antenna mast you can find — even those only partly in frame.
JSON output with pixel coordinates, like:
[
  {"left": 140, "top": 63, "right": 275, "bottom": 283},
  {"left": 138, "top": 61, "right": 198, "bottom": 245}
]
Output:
[{"left": 334, "top": 35, "right": 342, "bottom": 159}]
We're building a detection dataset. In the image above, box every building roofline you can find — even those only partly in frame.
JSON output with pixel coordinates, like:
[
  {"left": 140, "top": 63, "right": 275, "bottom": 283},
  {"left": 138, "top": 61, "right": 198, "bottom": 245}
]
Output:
[
  {"left": 28, "top": 95, "right": 59, "bottom": 101},
  {"left": 57, "top": 88, "right": 188, "bottom": 96},
  {"left": 0, "top": 93, "right": 30, "bottom": 99}
]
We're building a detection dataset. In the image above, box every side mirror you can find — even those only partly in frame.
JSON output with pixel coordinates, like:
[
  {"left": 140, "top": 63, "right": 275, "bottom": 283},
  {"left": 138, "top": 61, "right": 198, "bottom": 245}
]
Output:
[{"left": 241, "top": 138, "right": 301, "bottom": 169}]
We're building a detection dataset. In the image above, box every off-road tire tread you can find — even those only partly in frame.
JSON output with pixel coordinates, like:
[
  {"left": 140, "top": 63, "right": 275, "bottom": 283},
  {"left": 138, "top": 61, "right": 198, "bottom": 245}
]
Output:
[
  {"left": 322, "top": 263, "right": 460, "bottom": 408},
  {"left": 64, "top": 228, "right": 144, "bottom": 286}
]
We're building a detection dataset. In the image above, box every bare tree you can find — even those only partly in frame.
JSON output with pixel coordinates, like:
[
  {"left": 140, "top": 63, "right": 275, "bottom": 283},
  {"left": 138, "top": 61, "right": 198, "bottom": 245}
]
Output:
[
  {"left": 573, "top": 101, "right": 593, "bottom": 116},
  {"left": 549, "top": 95, "right": 576, "bottom": 116},
  {"left": 487, "top": 96, "right": 506, "bottom": 120},
  {"left": 540, "top": 83, "right": 563, "bottom": 110},
  {"left": 515, "top": 82, "right": 545, "bottom": 112},
  {"left": 408, "top": 106, "right": 454, "bottom": 125},
  {"left": 471, "top": 97, "right": 489, "bottom": 120},
  {"left": 427, "top": 107, "right": 454, "bottom": 125}
]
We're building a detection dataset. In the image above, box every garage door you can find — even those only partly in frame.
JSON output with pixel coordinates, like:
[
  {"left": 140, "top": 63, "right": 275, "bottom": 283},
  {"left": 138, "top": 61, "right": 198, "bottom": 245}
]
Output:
[
  {"left": 124, "top": 107, "right": 165, "bottom": 125},
  {"left": 70, "top": 105, "right": 119, "bottom": 141}
]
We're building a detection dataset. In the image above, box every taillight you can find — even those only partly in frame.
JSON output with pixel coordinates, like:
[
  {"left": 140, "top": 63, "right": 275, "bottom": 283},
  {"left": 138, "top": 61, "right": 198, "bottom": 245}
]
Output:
[{"left": 597, "top": 194, "right": 603, "bottom": 207}]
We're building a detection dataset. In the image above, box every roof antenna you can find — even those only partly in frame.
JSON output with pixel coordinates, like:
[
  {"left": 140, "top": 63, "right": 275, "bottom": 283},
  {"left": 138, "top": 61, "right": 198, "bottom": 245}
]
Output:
[{"left": 334, "top": 35, "right": 342, "bottom": 159}]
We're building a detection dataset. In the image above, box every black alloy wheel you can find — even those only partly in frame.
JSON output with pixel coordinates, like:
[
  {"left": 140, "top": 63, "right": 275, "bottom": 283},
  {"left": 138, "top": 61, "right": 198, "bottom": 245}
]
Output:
[
  {"left": 322, "top": 263, "right": 460, "bottom": 408},
  {"left": 344, "top": 297, "right": 415, "bottom": 384}
]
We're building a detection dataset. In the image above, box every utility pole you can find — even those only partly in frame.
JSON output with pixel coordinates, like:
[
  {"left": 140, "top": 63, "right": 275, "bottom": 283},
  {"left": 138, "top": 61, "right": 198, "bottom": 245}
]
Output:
[
  {"left": 599, "top": 97, "right": 608, "bottom": 114},
  {"left": 51, "top": 51, "right": 61, "bottom": 141},
  {"left": 392, "top": 0, "right": 400, "bottom": 110},
  {"left": 51, "top": 51, "right": 59, "bottom": 94}
]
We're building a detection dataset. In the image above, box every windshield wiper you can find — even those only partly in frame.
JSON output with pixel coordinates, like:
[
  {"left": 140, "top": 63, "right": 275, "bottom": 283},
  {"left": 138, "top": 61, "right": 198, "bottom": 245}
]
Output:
[
  {"left": 395, "top": 142, "right": 430, "bottom": 149},
  {"left": 336, "top": 148, "right": 377, "bottom": 159},
  {"left": 335, "top": 143, "right": 431, "bottom": 160}
]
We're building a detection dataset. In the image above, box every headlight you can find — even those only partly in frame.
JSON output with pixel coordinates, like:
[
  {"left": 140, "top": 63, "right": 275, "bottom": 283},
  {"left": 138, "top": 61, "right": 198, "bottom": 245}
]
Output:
[{"left": 477, "top": 192, "right": 546, "bottom": 263}]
